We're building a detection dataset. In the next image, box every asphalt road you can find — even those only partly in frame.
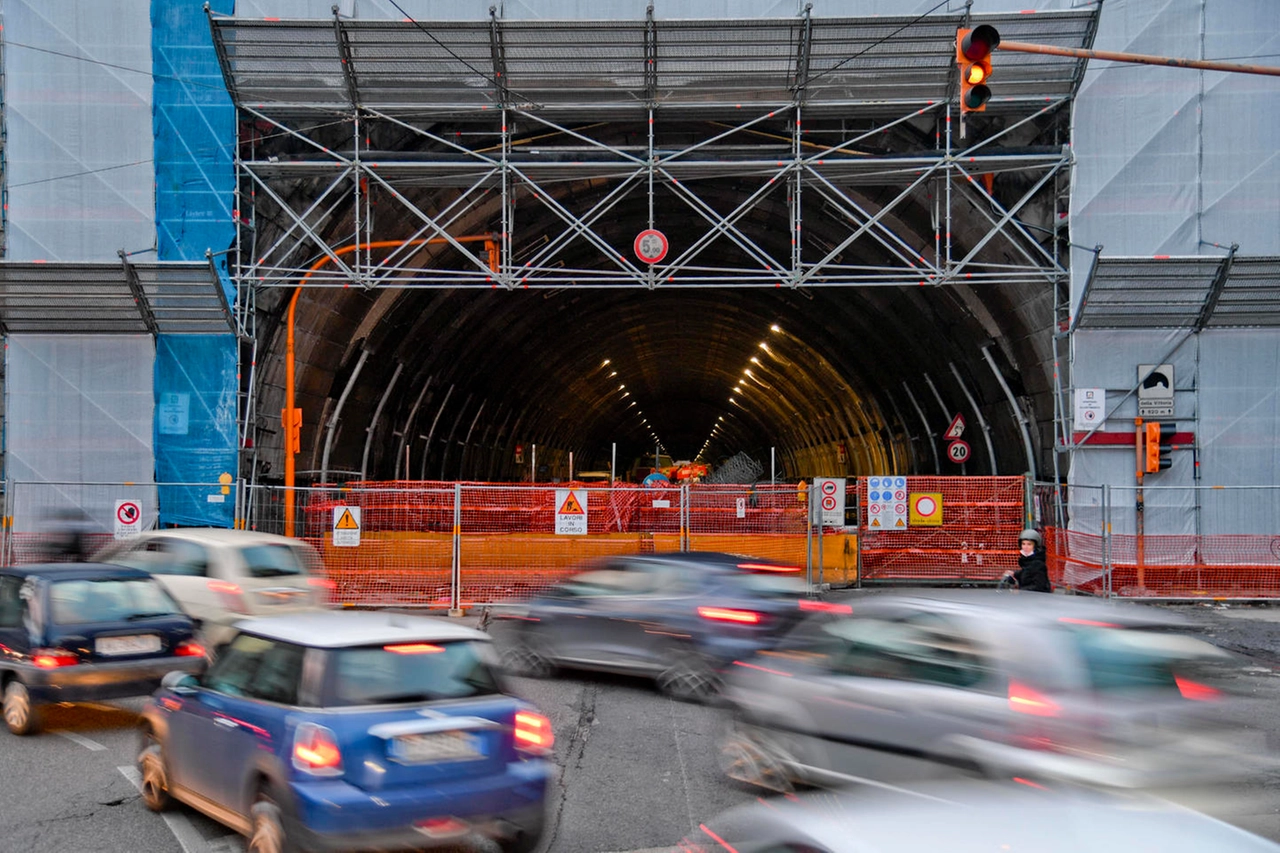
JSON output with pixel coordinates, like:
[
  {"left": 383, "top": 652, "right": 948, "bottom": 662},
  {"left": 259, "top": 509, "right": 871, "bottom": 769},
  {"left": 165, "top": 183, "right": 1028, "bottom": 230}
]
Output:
[{"left": 3, "top": 598, "right": 1280, "bottom": 853}]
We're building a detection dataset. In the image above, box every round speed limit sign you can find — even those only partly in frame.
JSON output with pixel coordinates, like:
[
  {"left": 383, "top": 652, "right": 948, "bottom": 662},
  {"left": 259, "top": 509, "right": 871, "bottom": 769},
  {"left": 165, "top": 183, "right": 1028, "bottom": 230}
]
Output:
[
  {"left": 633, "top": 229, "right": 668, "bottom": 264},
  {"left": 947, "top": 439, "right": 971, "bottom": 463}
]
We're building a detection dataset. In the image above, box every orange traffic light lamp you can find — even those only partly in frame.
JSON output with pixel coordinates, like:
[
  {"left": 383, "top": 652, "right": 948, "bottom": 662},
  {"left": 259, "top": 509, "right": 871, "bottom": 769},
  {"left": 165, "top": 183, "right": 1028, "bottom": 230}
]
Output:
[
  {"left": 1144, "top": 421, "right": 1175, "bottom": 474},
  {"left": 956, "top": 25, "right": 1000, "bottom": 113}
]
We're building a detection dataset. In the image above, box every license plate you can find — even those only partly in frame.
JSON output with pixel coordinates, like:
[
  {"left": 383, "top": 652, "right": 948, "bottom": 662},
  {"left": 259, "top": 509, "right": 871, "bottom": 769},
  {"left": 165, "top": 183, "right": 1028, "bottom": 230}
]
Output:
[
  {"left": 96, "top": 634, "right": 162, "bottom": 656},
  {"left": 391, "top": 731, "right": 483, "bottom": 764}
]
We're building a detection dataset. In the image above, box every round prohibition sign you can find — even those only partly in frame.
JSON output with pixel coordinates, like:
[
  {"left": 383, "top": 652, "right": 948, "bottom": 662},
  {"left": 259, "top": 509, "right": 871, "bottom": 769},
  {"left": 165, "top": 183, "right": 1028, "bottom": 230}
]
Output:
[
  {"left": 821, "top": 495, "right": 838, "bottom": 511},
  {"left": 912, "top": 494, "right": 938, "bottom": 518},
  {"left": 820, "top": 480, "right": 838, "bottom": 496},
  {"left": 947, "top": 439, "right": 971, "bottom": 463},
  {"left": 117, "top": 501, "right": 140, "bottom": 525},
  {"left": 633, "top": 228, "right": 669, "bottom": 264}
]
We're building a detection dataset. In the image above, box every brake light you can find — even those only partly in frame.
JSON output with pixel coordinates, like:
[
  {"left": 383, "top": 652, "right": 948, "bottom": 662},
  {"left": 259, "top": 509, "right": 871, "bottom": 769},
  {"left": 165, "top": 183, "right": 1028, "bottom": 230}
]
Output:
[
  {"left": 1008, "top": 682, "right": 1060, "bottom": 717},
  {"left": 514, "top": 710, "right": 553, "bottom": 754},
  {"left": 207, "top": 580, "right": 250, "bottom": 614},
  {"left": 798, "top": 599, "right": 852, "bottom": 614},
  {"left": 1058, "top": 617, "right": 1121, "bottom": 628},
  {"left": 383, "top": 643, "right": 444, "bottom": 655},
  {"left": 307, "top": 577, "right": 336, "bottom": 590},
  {"left": 175, "top": 640, "right": 206, "bottom": 658},
  {"left": 1175, "top": 675, "right": 1221, "bottom": 701},
  {"left": 32, "top": 649, "right": 79, "bottom": 669},
  {"left": 697, "top": 607, "right": 762, "bottom": 624},
  {"left": 737, "top": 562, "right": 801, "bottom": 573},
  {"left": 293, "top": 722, "right": 343, "bottom": 776}
]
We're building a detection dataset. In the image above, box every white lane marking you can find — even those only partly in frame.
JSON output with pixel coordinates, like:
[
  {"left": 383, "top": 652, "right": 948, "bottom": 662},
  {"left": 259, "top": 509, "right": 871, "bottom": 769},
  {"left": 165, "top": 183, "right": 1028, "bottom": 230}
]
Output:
[
  {"left": 54, "top": 730, "right": 107, "bottom": 751},
  {"left": 118, "top": 765, "right": 218, "bottom": 853},
  {"left": 665, "top": 697, "right": 698, "bottom": 835}
]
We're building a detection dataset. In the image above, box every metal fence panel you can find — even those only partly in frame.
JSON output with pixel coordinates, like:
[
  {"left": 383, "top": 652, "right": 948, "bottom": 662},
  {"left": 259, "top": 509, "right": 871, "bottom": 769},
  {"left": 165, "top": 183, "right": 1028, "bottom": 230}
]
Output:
[{"left": 857, "top": 476, "right": 1026, "bottom": 583}]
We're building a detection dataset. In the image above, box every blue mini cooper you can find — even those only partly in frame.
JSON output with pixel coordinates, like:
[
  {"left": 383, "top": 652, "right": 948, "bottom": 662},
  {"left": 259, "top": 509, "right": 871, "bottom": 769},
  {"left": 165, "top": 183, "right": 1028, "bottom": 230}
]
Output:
[{"left": 138, "top": 611, "right": 552, "bottom": 853}]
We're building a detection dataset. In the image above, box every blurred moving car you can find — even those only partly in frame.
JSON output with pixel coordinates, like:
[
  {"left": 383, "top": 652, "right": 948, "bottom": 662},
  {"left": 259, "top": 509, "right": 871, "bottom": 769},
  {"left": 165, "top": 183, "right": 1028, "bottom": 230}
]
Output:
[
  {"left": 95, "top": 529, "right": 327, "bottom": 646},
  {"left": 490, "top": 552, "right": 809, "bottom": 700},
  {"left": 138, "top": 611, "right": 552, "bottom": 853},
  {"left": 719, "top": 590, "right": 1263, "bottom": 792},
  {"left": 683, "top": 781, "right": 1280, "bottom": 853},
  {"left": 0, "top": 563, "right": 206, "bottom": 736}
]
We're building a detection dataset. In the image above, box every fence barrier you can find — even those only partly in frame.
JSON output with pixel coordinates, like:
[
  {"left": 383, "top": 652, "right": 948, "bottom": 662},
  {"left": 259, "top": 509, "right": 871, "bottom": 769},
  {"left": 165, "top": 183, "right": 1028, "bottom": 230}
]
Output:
[
  {"left": 12, "top": 477, "right": 1271, "bottom": 604},
  {"left": 1036, "top": 482, "right": 1280, "bottom": 599}
]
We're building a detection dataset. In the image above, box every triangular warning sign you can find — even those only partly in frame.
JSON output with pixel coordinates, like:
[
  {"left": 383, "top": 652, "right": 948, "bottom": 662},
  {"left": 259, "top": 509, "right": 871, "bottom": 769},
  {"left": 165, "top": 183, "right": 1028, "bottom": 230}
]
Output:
[
  {"left": 894, "top": 517, "right": 906, "bottom": 527},
  {"left": 335, "top": 508, "right": 360, "bottom": 529},
  {"left": 558, "top": 493, "right": 585, "bottom": 515},
  {"left": 870, "top": 517, "right": 881, "bottom": 528}
]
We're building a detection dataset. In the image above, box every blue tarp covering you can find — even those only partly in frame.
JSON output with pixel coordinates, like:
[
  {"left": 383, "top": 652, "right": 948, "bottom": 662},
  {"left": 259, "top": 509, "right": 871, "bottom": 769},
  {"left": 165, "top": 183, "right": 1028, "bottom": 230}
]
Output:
[{"left": 153, "top": 0, "right": 237, "bottom": 527}]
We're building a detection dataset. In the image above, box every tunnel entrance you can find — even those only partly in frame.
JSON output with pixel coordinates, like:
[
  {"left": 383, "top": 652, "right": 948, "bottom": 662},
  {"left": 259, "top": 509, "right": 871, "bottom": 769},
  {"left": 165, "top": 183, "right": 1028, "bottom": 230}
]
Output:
[{"left": 209, "top": 6, "right": 1097, "bottom": 488}]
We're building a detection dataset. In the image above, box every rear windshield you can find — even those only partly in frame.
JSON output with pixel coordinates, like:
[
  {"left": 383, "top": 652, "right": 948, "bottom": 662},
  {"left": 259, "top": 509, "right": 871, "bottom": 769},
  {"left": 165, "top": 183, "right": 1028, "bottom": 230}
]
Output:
[
  {"left": 727, "top": 572, "right": 807, "bottom": 598},
  {"left": 242, "top": 544, "right": 306, "bottom": 578},
  {"left": 328, "top": 641, "right": 500, "bottom": 706},
  {"left": 1066, "top": 626, "right": 1226, "bottom": 693},
  {"left": 50, "top": 578, "right": 182, "bottom": 625}
]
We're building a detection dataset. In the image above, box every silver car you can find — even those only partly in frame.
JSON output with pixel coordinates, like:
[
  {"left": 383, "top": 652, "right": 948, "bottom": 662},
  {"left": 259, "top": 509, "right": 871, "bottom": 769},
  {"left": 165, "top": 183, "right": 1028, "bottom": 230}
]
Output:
[
  {"left": 719, "top": 591, "right": 1265, "bottom": 793},
  {"left": 684, "top": 782, "right": 1280, "bottom": 853}
]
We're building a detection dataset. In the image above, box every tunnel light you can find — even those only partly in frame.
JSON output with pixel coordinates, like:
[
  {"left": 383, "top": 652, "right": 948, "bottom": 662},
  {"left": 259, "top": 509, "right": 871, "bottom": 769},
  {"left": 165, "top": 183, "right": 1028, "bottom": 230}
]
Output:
[
  {"left": 609, "top": 371, "right": 617, "bottom": 378},
  {"left": 770, "top": 324, "right": 781, "bottom": 333},
  {"left": 619, "top": 384, "right": 625, "bottom": 390},
  {"left": 758, "top": 342, "right": 770, "bottom": 352},
  {"left": 602, "top": 359, "right": 611, "bottom": 366},
  {"left": 744, "top": 369, "right": 753, "bottom": 377},
  {"left": 733, "top": 386, "right": 742, "bottom": 393},
  {"left": 628, "top": 401, "right": 636, "bottom": 407},
  {"left": 729, "top": 397, "right": 736, "bottom": 404},
  {"left": 718, "top": 416, "right": 724, "bottom": 421}
]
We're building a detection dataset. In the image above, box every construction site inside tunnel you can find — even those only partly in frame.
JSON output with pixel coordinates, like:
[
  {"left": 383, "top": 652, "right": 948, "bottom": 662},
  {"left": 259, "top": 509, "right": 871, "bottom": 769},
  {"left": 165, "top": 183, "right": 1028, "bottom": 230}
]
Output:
[{"left": 228, "top": 7, "right": 1088, "bottom": 488}]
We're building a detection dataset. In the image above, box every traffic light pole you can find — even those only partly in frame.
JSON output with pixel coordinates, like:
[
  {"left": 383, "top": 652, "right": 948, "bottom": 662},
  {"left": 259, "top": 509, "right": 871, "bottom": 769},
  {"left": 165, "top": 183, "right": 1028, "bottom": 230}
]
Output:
[
  {"left": 1134, "top": 418, "right": 1146, "bottom": 586},
  {"left": 997, "top": 40, "right": 1280, "bottom": 78}
]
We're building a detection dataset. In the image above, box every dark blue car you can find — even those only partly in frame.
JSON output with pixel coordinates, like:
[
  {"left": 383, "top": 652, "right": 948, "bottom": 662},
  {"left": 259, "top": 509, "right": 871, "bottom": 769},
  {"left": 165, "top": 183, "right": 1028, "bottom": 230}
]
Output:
[
  {"left": 1, "top": 563, "right": 206, "bottom": 736},
  {"left": 138, "top": 611, "right": 552, "bottom": 853},
  {"left": 490, "top": 552, "right": 812, "bottom": 701}
]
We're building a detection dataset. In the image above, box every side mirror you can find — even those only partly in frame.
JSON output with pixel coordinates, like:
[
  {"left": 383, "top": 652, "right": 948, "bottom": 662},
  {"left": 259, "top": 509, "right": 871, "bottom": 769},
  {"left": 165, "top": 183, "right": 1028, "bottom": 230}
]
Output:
[{"left": 161, "top": 670, "right": 199, "bottom": 695}]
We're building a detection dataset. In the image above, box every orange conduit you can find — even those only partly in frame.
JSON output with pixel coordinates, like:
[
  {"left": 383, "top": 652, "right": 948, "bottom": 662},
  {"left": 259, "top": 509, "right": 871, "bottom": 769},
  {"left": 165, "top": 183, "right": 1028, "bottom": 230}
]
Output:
[{"left": 284, "top": 236, "right": 498, "bottom": 536}]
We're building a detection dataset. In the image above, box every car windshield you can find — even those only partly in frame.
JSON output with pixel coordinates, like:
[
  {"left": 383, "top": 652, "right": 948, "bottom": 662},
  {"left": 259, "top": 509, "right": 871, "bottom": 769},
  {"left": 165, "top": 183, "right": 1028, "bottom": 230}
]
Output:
[
  {"left": 50, "top": 577, "right": 182, "bottom": 625},
  {"left": 328, "top": 640, "right": 500, "bottom": 706},
  {"left": 241, "top": 544, "right": 305, "bottom": 578}
]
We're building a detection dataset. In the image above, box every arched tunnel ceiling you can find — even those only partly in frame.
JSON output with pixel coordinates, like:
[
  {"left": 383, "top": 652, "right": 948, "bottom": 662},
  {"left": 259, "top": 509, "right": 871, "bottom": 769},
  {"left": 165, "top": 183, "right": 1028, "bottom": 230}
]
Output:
[{"left": 226, "top": 11, "right": 1083, "bottom": 484}]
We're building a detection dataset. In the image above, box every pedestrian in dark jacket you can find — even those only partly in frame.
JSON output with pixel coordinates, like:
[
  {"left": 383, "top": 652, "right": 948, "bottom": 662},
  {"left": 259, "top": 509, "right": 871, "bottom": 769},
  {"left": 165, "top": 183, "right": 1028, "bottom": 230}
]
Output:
[{"left": 1004, "top": 529, "right": 1051, "bottom": 593}]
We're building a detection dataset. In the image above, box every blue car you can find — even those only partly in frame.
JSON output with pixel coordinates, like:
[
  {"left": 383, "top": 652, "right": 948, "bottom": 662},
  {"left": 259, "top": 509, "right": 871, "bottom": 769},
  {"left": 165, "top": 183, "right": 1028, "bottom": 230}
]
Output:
[
  {"left": 1, "top": 563, "right": 206, "bottom": 736},
  {"left": 490, "top": 552, "right": 812, "bottom": 701},
  {"left": 138, "top": 611, "right": 552, "bottom": 853}
]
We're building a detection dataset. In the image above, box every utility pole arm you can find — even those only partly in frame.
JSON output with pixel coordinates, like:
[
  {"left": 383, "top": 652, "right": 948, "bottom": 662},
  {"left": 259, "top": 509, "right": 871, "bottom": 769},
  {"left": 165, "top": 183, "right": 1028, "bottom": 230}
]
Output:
[{"left": 998, "top": 40, "right": 1280, "bottom": 77}]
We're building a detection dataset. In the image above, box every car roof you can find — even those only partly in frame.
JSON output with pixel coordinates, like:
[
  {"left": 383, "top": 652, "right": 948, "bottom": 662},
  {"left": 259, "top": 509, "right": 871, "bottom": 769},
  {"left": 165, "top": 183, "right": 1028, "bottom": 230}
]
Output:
[
  {"left": 0, "top": 562, "right": 152, "bottom": 582},
  {"left": 235, "top": 610, "right": 488, "bottom": 648},
  {"left": 124, "top": 528, "right": 310, "bottom": 548},
  {"left": 857, "top": 589, "right": 1185, "bottom": 629},
  {"left": 707, "top": 783, "right": 1280, "bottom": 852}
]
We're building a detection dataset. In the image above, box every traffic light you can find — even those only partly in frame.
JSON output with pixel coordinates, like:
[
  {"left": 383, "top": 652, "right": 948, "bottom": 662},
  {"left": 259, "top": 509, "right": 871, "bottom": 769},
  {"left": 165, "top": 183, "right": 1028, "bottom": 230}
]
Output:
[
  {"left": 956, "top": 25, "right": 1000, "bottom": 113},
  {"left": 1144, "top": 421, "right": 1174, "bottom": 474}
]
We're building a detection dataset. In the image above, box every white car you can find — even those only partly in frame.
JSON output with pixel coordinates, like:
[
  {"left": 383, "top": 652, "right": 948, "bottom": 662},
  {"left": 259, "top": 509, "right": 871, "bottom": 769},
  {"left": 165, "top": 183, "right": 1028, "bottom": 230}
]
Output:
[{"left": 94, "top": 529, "right": 327, "bottom": 646}]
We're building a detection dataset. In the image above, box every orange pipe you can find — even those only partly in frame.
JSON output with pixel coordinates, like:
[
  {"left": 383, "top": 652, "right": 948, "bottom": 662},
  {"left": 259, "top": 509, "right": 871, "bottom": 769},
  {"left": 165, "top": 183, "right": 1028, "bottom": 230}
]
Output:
[{"left": 283, "top": 235, "right": 498, "bottom": 536}]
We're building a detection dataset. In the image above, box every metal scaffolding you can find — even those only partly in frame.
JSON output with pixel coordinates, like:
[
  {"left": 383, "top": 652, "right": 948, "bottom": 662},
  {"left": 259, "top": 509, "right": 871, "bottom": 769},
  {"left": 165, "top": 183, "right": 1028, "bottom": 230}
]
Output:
[{"left": 209, "top": 6, "right": 1096, "bottom": 311}]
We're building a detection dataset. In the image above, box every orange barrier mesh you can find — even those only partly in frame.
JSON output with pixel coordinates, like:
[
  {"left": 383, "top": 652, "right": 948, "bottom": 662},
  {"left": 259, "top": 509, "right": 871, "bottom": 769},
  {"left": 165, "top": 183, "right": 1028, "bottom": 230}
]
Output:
[
  {"left": 1045, "top": 527, "right": 1280, "bottom": 599},
  {"left": 858, "top": 476, "right": 1025, "bottom": 582}
]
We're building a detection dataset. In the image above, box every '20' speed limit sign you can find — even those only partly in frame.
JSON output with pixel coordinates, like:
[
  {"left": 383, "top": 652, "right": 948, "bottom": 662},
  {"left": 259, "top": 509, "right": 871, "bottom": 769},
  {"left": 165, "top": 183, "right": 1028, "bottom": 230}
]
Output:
[{"left": 947, "top": 439, "right": 970, "bottom": 463}]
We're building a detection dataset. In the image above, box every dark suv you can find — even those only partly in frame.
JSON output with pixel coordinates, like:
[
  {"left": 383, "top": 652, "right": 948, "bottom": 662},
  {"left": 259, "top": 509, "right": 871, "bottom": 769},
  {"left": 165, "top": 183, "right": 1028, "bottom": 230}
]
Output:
[
  {"left": 490, "top": 552, "right": 811, "bottom": 700},
  {"left": 1, "top": 563, "right": 206, "bottom": 735}
]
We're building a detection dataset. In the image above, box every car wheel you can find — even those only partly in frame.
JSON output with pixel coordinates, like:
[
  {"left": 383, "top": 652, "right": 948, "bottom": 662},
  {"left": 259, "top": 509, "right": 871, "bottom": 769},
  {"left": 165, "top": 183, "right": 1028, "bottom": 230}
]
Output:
[
  {"left": 248, "top": 789, "right": 295, "bottom": 853},
  {"left": 718, "top": 723, "right": 795, "bottom": 794},
  {"left": 137, "top": 728, "right": 171, "bottom": 811},
  {"left": 499, "top": 636, "right": 556, "bottom": 679},
  {"left": 656, "top": 653, "right": 721, "bottom": 703},
  {"left": 3, "top": 679, "right": 41, "bottom": 736}
]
